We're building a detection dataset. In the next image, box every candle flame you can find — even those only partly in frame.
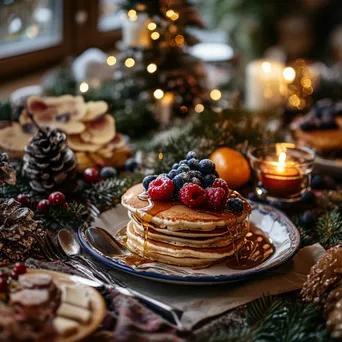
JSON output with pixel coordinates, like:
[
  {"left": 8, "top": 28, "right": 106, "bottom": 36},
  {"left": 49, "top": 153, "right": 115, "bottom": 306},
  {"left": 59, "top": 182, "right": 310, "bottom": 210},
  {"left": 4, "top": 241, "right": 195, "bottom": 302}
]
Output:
[
  {"left": 261, "top": 62, "right": 271, "bottom": 73},
  {"left": 277, "top": 152, "right": 287, "bottom": 172}
]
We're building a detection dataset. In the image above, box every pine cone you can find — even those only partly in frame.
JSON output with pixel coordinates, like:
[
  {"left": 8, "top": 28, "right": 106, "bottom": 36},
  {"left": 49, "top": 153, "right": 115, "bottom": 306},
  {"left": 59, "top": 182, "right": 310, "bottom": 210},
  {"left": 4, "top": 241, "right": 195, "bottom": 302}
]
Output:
[
  {"left": 301, "top": 244, "right": 342, "bottom": 305},
  {"left": 0, "top": 152, "right": 16, "bottom": 186},
  {"left": 0, "top": 199, "right": 45, "bottom": 264},
  {"left": 22, "top": 127, "right": 77, "bottom": 193}
]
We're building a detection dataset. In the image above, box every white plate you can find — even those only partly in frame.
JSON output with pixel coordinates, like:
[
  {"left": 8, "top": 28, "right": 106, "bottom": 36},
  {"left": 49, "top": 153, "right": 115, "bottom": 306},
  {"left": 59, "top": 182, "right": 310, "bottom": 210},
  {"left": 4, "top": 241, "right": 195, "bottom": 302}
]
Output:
[{"left": 79, "top": 202, "right": 300, "bottom": 285}]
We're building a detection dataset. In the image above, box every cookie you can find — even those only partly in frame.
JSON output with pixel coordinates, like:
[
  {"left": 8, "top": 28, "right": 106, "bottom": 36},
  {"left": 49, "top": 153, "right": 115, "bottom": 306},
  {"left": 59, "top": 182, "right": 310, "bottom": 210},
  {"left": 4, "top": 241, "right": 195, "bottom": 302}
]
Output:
[
  {"left": 0, "top": 123, "right": 32, "bottom": 156},
  {"left": 67, "top": 135, "right": 103, "bottom": 152},
  {"left": 81, "top": 114, "right": 116, "bottom": 145},
  {"left": 81, "top": 101, "right": 108, "bottom": 122}
]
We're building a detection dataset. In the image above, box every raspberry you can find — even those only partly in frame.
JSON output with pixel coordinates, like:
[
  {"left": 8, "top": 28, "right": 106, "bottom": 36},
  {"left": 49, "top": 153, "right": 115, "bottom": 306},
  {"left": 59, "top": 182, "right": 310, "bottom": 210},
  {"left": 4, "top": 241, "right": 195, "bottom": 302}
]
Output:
[
  {"left": 205, "top": 187, "right": 227, "bottom": 210},
  {"left": 148, "top": 176, "right": 175, "bottom": 201},
  {"left": 179, "top": 184, "right": 206, "bottom": 208},
  {"left": 212, "top": 178, "right": 229, "bottom": 195}
]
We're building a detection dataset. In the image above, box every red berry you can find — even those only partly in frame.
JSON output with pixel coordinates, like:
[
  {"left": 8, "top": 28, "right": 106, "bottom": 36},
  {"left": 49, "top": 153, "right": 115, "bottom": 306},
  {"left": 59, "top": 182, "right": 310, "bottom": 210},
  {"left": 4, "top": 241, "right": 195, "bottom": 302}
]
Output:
[
  {"left": 83, "top": 167, "right": 99, "bottom": 183},
  {"left": 205, "top": 187, "right": 227, "bottom": 210},
  {"left": 0, "top": 278, "right": 8, "bottom": 292},
  {"left": 147, "top": 176, "right": 175, "bottom": 201},
  {"left": 95, "top": 159, "right": 106, "bottom": 168},
  {"left": 37, "top": 199, "right": 50, "bottom": 213},
  {"left": 13, "top": 263, "right": 26, "bottom": 275},
  {"left": 212, "top": 178, "right": 229, "bottom": 195},
  {"left": 0, "top": 271, "right": 8, "bottom": 280},
  {"left": 48, "top": 192, "right": 65, "bottom": 206},
  {"left": 15, "top": 194, "right": 30, "bottom": 206},
  {"left": 179, "top": 183, "right": 206, "bottom": 208},
  {"left": 10, "top": 271, "right": 18, "bottom": 280}
]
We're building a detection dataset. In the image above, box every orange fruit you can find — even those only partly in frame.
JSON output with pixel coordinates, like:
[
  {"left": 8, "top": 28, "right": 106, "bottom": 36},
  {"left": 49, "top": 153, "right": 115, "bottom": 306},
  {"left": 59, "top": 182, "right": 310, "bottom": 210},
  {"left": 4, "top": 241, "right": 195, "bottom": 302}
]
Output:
[{"left": 209, "top": 147, "right": 251, "bottom": 189}]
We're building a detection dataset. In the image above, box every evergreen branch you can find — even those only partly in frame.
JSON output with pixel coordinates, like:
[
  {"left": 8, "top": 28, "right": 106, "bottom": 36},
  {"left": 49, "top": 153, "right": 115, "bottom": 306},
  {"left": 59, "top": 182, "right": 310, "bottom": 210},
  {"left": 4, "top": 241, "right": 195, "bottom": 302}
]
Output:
[
  {"left": 316, "top": 211, "right": 342, "bottom": 249},
  {"left": 0, "top": 100, "right": 12, "bottom": 121}
]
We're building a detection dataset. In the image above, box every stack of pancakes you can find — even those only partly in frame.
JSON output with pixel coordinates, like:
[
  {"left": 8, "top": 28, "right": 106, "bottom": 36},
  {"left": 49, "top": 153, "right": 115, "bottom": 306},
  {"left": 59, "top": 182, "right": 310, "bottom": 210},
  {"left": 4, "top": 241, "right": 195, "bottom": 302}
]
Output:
[{"left": 121, "top": 184, "right": 251, "bottom": 267}]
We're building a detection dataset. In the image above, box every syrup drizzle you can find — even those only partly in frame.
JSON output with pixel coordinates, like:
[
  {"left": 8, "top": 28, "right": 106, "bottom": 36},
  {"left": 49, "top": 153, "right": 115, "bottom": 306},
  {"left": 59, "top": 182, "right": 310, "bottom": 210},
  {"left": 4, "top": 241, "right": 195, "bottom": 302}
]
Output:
[{"left": 120, "top": 191, "right": 275, "bottom": 270}]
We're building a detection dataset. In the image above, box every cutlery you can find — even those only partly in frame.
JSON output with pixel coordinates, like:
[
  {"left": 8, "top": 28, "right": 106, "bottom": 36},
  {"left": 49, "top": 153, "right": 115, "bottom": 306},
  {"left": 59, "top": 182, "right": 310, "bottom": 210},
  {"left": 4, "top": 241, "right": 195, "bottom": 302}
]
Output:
[
  {"left": 58, "top": 229, "right": 184, "bottom": 330},
  {"left": 84, "top": 226, "right": 196, "bottom": 276}
]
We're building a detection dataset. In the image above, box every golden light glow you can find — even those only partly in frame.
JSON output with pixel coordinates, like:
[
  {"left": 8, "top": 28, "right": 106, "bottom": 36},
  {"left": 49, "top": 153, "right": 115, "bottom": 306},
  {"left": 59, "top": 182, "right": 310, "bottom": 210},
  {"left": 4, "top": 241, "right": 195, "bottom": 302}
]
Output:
[
  {"left": 151, "top": 32, "right": 160, "bottom": 40},
  {"left": 158, "top": 153, "right": 163, "bottom": 160},
  {"left": 147, "top": 22, "right": 157, "bottom": 30},
  {"left": 125, "top": 58, "right": 135, "bottom": 68},
  {"left": 79, "top": 82, "right": 89, "bottom": 93},
  {"left": 106, "top": 56, "right": 116, "bottom": 66},
  {"left": 175, "top": 35, "right": 184, "bottom": 45},
  {"left": 169, "top": 24, "right": 177, "bottom": 33},
  {"left": 170, "top": 12, "right": 179, "bottom": 21},
  {"left": 194, "top": 104, "right": 204, "bottom": 113},
  {"left": 180, "top": 106, "right": 188, "bottom": 113},
  {"left": 283, "top": 67, "right": 296, "bottom": 83},
  {"left": 166, "top": 9, "right": 175, "bottom": 17},
  {"left": 289, "top": 94, "right": 300, "bottom": 107},
  {"left": 301, "top": 77, "right": 311, "bottom": 88},
  {"left": 261, "top": 62, "right": 271, "bottom": 73},
  {"left": 210, "top": 89, "right": 222, "bottom": 101},
  {"left": 127, "top": 9, "right": 137, "bottom": 21},
  {"left": 276, "top": 152, "right": 287, "bottom": 173},
  {"left": 154, "top": 89, "right": 164, "bottom": 99},
  {"left": 147, "top": 63, "right": 157, "bottom": 73}
]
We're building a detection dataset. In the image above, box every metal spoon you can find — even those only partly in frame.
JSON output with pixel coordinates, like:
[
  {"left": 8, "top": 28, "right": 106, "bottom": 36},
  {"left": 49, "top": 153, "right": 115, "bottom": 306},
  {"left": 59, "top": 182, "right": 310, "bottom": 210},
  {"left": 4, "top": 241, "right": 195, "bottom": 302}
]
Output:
[{"left": 59, "top": 229, "right": 184, "bottom": 330}]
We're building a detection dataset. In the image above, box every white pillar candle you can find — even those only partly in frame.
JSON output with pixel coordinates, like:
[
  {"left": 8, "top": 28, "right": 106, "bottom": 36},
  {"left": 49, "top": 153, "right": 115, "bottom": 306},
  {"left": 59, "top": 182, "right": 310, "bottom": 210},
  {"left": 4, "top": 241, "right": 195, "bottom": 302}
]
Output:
[
  {"left": 245, "top": 60, "right": 286, "bottom": 111},
  {"left": 159, "top": 92, "right": 174, "bottom": 127},
  {"left": 122, "top": 13, "right": 150, "bottom": 48}
]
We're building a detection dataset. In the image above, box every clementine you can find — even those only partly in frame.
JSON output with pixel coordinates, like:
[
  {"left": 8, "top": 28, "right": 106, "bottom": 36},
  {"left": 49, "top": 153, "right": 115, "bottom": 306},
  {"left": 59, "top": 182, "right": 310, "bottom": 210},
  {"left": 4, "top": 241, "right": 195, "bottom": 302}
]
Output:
[{"left": 209, "top": 147, "right": 251, "bottom": 189}]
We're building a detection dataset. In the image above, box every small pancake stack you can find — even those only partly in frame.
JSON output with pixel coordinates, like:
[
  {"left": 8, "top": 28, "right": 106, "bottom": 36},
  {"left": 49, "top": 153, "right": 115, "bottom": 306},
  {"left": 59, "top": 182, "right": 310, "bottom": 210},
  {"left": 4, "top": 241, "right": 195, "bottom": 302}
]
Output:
[
  {"left": 0, "top": 95, "right": 131, "bottom": 171},
  {"left": 121, "top": 152, "right": 251, "bottom": 268}
]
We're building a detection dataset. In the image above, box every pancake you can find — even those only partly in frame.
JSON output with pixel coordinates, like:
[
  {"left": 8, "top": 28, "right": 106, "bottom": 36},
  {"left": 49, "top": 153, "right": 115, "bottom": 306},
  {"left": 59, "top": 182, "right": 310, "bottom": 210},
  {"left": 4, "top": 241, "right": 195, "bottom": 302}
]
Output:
[
  {"left": 122, "top": 184, "right": 251, "bottom": 230},
  {"left": 126, "top": 221, "right": 245, "bottom": 267}
]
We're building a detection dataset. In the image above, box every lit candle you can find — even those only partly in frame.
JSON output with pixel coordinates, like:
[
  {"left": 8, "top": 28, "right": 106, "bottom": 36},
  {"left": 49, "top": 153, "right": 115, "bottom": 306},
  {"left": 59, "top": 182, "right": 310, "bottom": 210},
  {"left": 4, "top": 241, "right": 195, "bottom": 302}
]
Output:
[
  {"left": 122, "top": 12, "right": 150, "bottom": 48},
  {"left": 158, "top": 92, "right": 174, "bottom": 127},
  {"left": 245, "top": 60, "right": 286, "bottom": 111},
  {"left": 261, "top": 151, "right": 302, "bottom": 198}
]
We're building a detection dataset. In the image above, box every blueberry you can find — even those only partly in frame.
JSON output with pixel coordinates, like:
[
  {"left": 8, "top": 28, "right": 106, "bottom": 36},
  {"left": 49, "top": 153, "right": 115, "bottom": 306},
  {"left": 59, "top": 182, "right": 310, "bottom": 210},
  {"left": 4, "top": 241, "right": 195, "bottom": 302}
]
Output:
[
  {"left": 311, "top": 174, "right": 325, "bottom": 190},
  {"left": 168, "top": 170, "right": 178, "bottom": 179},
  {"left": 301, "top": 191, "right": 316, "bottom": 205},
  {"left": 143, "top": 175, "right": 158, "bottom": 190},
  {"left": 229, "top": 197, "right": 243, "bottom": 211},
  {"left": 100, "top": 166, "right": 117, "bottom": 179},
  {"left": 172, "top": 163, "right": 180, "bottom": 170},
  {"left": 176, "top": 164, "right": 190, "bottom": 174},
  {"left": 187, "top": 158, "right": 199, "bottom": 170},
  {"left": 203, "top": 174, "right": 217, "bottom": 188},
  {"left": 198, "top": 159, "right": 215, "bottom": 175},
  {"left": 179, "top": 159, "right": 187, "bottom": 165},
  {"left": 125, "top": 158, "right": 138, "bottom": 172},
  {"left": 190, "top": 177, "right": 202, "bottom": 187},
  {"left": 186, "top": 151, "right": 197, "bottom": 160},
  {"left": 173, "top": 172, "right": 191, "bottom": 192},
  {"left": 188, "top": 170, "right": 203, "bottom": 181},
  {"left": 300, "top": 210, "right": 315, "bottom": 227},
  {"left": 214, "top": 170, "right": 219, "bottom": 178},
  {"left": 159, "top": 173, "right": 169, "bottom": 178}
]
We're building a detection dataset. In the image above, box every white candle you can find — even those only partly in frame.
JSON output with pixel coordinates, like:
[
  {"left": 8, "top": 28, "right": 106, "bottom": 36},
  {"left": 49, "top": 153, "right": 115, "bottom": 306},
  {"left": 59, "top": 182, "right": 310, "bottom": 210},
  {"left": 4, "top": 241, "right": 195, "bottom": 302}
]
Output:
[
  {"left": 159, "top": 92, "right": 174, "bottom": 127},
  {"left": 122, "top": 13, "right": 150, "bottom": 48},
  {"left": 245, "top": 60, "right": 286, "bottom": 111}
]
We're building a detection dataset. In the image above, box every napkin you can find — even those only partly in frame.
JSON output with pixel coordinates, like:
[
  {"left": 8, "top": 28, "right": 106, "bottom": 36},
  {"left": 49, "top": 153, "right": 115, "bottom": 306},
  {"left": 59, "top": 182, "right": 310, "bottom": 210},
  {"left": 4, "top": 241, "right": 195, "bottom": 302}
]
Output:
[{"left": 94, "top": 208, "right": 326, "bottom": 330}]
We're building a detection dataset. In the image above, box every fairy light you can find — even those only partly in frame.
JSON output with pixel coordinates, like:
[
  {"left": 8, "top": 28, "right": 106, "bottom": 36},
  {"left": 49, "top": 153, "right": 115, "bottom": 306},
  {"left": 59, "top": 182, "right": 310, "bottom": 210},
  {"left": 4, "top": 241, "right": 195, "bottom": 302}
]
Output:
[
  {"left": 170, "top": 12, "right": 179, "bottom": 21},
  {"left": 175, "top": 35, "right": 184, "bottom": 45},
  {"left": 158, "top": 153, "right": 163, "bottom": 160},
  {"left": 151, "top": 32, "right": 160, "bottom": 40},
  {"left": 166, "top": 9, "right": 175, "bottom": 17},
  {"left": 127, "top": 9, "right": 137, "bottom": 21},
  {"left": 261, "top": 62, "right": 271, "bottom": 73},
  {"left": 79, "top": 82, "right": 89, "bottom": 93},
  {"left": 283, "top": 67, "right": 295, "bottom": 83},
  {"left": 210, "top": 89, "right": 222, "bottom": 101},
  {"left": 147, "top": 63, "right": 157, "bottom": 73},
  {"left": 153, "top": 89, "right": 164, "bottom": 99},
  {"left": 180, "top": 105, "right": 188, "bottom": 113},
  {"left": 147, "top": 22, "right": 157, "bottom": 30},
  {"left": 125, "top": 58, "right": 135, "bottom": 68},
  {"left": 194, "top": 104, "right": 204, "bottom": 113},
  {"left": 106, "top": 56, "right": 116, "bottom": 66}
]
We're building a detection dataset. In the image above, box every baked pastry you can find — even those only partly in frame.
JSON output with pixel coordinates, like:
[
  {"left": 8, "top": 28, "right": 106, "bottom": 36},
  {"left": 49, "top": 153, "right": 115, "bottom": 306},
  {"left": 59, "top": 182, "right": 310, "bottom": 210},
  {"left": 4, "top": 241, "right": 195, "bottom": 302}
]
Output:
[
  {"left": 292, "top": 99, "right": 342, "bottom": 158},
  {"left": 121, "top": 152, "right": 252, "bottom": 268}
]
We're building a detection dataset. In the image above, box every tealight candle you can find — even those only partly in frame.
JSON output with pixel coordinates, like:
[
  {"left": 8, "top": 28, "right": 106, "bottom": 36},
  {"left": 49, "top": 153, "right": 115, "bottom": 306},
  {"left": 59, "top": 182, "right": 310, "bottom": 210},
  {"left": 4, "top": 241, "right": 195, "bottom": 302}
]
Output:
[{"left": 248, "top": 143, "right": 315, "bottom": 203}]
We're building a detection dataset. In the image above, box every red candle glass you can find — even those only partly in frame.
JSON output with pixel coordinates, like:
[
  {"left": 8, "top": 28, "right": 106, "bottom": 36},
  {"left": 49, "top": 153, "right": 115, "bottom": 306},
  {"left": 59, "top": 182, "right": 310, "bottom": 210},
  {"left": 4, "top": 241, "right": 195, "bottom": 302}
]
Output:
[{"left": 248, "top": 144, "right": 315, "bottom": 203}]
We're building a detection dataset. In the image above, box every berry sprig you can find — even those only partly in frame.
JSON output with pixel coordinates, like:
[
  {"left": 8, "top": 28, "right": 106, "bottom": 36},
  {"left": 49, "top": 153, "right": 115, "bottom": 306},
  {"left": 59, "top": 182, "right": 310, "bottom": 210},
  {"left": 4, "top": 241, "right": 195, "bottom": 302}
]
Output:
[
  {"left": 0, "top": 263, "right": 27, "bottom": 293},
  {"left": 143, "top": 151, "right": 244, "bottom": 211}
]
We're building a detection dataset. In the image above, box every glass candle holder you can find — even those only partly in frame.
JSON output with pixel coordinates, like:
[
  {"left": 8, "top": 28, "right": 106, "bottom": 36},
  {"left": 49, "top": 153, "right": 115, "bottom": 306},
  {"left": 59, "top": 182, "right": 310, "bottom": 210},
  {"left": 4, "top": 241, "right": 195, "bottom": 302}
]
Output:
[{"left": 248, "top": 143, "right": 315, "bottom": 204}]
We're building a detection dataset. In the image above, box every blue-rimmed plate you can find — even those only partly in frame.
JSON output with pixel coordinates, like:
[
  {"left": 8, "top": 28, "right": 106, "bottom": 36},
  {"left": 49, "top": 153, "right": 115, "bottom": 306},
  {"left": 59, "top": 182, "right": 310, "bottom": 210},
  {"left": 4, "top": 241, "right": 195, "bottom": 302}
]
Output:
[{"left": 78, "top": 202, "right": 300, "bottom": 285}]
